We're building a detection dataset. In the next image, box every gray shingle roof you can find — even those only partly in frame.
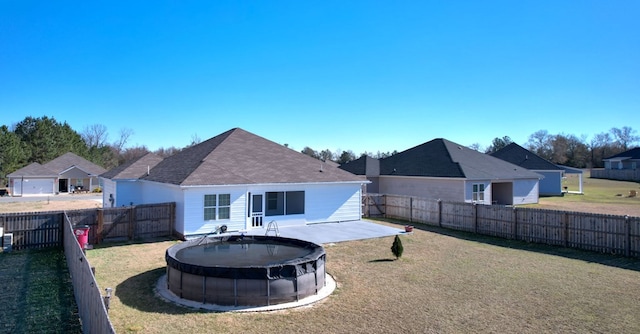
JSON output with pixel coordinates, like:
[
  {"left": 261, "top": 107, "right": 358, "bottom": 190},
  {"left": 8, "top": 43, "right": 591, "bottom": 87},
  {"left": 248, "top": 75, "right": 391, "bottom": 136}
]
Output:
[
  {"left": 7, "top": 162, "right": 58, "bottom": 177},
  {"left": 101, "top": 153, "right": 164, "bottom": 179},
  {"left": 379, "top": 138, "right": 541, "bottom": 180},
  {"left": 491, "top": 143, "right": 563, "bottom": 171},
  {"left": 604, "top": 147, "right": 640, "bottom": 160},
  {"left": 339, "top": 155, "right": 368, "bottom": 175},
  {"left": 142, "top": 128, "right": 365, "bottom": 186},
  {"left": 42, "top": 152, "right": 106, "bottom": 175}
]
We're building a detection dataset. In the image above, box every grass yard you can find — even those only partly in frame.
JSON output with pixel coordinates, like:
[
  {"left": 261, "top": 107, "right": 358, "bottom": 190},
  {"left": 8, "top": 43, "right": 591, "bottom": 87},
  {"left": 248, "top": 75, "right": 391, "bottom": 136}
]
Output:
[
  {"left": 527, "top": 171, "right": 640, "bottom": 217},
  {"left": 0, "top": 248, "right": 82, "bottom": 334},
  {"left": 86, "top": 222, "right": 640, "bottom": 334}
]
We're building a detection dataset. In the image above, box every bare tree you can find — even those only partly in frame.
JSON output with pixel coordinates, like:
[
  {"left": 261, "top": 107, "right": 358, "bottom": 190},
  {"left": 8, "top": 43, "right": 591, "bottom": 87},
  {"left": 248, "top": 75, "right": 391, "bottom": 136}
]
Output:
[
  {"left": 82, "top": 124, "right": 109, "bottom": 148},
  {"left": 319, "top": 149, "right": 334, "bottom": 162},
  {"left": 526, "top": 130, "right": 553, "bottom": 160},
  {"left": 190, "top": 133, "right": 202, "bottom": 147},
  {"left": 113, "top": 127, "right": 134, "bottom": 153},
  {"left": 610, "top": 126, "right": 639, "bottom": 151}
]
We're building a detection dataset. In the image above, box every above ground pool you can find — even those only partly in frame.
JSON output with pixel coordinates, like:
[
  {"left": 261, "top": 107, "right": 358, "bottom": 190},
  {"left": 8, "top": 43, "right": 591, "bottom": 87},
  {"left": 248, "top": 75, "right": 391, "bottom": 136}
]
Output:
[{"left": 165, "top": 235, "right": 326, "bottom": 307}]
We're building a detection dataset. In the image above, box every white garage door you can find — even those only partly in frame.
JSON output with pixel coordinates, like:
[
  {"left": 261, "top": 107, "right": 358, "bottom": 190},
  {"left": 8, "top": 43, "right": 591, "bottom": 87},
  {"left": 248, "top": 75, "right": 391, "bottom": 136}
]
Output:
[{"left": 13, "top": 178, "right": 55, "bottom": 196}]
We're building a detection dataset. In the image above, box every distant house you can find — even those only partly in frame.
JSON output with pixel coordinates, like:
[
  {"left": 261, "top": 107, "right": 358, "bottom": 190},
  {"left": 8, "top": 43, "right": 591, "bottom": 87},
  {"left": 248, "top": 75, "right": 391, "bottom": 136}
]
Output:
[
  {"left": 7, "top": 152, "right": 106, "bottom": 196},
  {"left": 603, "top": 147, "right": 640, "bottom": 170},
  {"left": 491, "top": 143, "right": 583, "bottom": 196},
  {"left": 99, "top": 153, "right": 163, "bottom": 207},
  {"left": 593, "top": 147, "right": 640, "bottom": 182},
  {"left": 340, "top": 138, "right": 542, "bottom": 205},
  {"left": 105, "top": 128, "right": 368, "bottom": 238}
]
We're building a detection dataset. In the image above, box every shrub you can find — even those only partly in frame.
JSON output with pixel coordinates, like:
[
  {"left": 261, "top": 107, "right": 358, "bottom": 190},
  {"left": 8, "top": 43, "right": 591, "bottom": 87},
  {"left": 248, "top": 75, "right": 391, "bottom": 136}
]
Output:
[{"left": 391, "top": 235, "right": 404, "bottom": 259}]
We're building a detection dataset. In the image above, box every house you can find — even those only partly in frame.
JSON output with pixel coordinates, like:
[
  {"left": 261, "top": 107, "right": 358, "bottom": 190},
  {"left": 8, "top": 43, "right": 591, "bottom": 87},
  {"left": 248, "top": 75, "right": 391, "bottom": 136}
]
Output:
[
  {"left": 340, "top": 138, "right": 542, "bottom": 205},
  {"left": 99, "top": 153, "right": 163, "bottom": 207},
  {"left": 103, "top": 128, "right": 368, "bottom": 238},
  {"left": 6, "top": 163, "right": 58, "bottom": 196},
  {"left": 590, "top": 147, "right": 640, "bottom": 182},
  {"left": 603, "top": 147, "right": 640, "bottom": 170},
  {"left": 491, "top": 143, "right": 583, "bottom": 196},
  {"left": 7, "top": 152, "right": 106, "bottom": 196}
]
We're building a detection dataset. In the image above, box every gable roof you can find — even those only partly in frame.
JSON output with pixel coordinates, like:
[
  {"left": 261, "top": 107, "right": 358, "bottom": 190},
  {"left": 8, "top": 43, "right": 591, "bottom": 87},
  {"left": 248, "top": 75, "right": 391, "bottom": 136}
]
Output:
[
  {"left": 604, "top": 147, "right": 640, "bottom": 161},
  {"left": 7, "top": 162, "right": 58, "bottom": 177},
  {"left": 101, "top": 153, "right": 164, "bottom": 180},
  {"left": 340, "top": 155, "right": 368, "bottom": 175},
  {"left": 491, "top": 143, "right": 563, "bottom": 171},
  {"left": 378, "top": 138, "right": 541, "bottom": 180},
  {"left": 43, "top": 152, "right": 106, "bottom": 175},
  {"left": 142, "top": 128, "right": 365, "bottom": 186}
]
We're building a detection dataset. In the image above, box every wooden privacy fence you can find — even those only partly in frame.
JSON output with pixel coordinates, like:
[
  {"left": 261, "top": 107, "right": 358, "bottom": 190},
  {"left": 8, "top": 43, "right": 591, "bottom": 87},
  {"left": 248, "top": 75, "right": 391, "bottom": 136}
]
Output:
[
  {"left": 1, "top": 202, "right": 176, "bottom": 250},
  {"left": 62, "top": 212, "right": 116, "bottom": 334},
  {"left": 365, "top": 194, "right": 640, "bottom": 258},
  {"left": 591, "top": 168, "right": 640, "bottom": 182}
]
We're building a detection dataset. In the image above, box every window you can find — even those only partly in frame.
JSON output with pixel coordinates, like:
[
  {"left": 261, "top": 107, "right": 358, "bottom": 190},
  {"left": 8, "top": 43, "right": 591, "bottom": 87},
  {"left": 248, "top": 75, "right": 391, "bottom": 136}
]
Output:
[
  {"left": 472, "top": 184, "right": 485, "bottom": 202},
  {"left": 265, "top": 191, "right": 305, "bottom": 216},
  {"left": 285, "top": 191, "right": 305, "bottom": 214},
  {"left": 204, "top": 194, "right": 231, "bottom": 220}
]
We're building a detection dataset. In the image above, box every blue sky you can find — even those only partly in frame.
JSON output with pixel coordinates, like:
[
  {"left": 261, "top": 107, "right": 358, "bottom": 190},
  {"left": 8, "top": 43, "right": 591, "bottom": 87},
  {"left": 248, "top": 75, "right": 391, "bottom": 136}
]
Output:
[{"left": 1, "top": 1, "right": 638, "bottom": 155}]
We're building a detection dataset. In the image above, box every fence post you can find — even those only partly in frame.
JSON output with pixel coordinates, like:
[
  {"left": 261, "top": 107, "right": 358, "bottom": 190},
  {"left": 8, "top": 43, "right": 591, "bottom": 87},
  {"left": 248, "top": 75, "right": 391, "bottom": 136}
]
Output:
[
  {"left": 437, "top": 199, "right": 442, "bottom": 227},
  {"left": 128, "top": 206, "right": 135, "bottom": 240},
  {"left": 513, "top": 207, "right": 518, "bottom": 240},
  {"left": 170, "top": 203, "right": 176, "bottom": 237},
  {"left": 625, "top": 215, "right": 631, "bottom": 257},
  {"left": 409, "top": 197, "right": 413, "bottom": 223},
  {"left": 59, "top": 212, "right": 66, "bottom": 248},
  {"left": 563, "top": 212, "right": 569, "bottom": 248},
  {"left": 473, "top": 203, "right": 478, "bottom": 234},
  {"left": 383, "top": 195, "right": 387, "bottom": 218},
  {"left": 97, "top": 209, "right": 104, "bottom": 244}
]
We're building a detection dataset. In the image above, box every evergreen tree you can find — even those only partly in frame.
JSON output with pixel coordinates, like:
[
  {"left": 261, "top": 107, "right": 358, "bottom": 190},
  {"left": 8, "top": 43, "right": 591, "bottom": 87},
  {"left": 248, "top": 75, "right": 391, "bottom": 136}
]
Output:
[{"left": 391, "top": 235, "right": 404, "bottom": 260}]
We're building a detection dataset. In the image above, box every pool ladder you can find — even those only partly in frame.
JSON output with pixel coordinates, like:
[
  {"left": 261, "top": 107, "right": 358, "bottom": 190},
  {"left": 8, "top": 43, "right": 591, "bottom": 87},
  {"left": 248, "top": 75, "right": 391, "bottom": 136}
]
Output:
[{"left": 265, "top": 220, "right": 280, "bottom": 236}]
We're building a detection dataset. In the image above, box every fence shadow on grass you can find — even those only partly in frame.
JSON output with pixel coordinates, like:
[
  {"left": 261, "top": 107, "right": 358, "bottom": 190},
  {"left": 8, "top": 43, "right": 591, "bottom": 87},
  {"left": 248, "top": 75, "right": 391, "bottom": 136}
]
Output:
[
  {"left": 115, "top": 267, "right": 201, "bottom": 315},
  {"left": 381, "top": 219, "right": 640, "bottom": 273},
  {"left": 90, "top": 236, "right": 179, "bottom": 250}
]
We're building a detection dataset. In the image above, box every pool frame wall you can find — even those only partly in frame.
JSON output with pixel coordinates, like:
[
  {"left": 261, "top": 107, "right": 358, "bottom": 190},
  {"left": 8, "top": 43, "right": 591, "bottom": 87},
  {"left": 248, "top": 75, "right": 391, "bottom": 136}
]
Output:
[{"left": 165, "top": 235, "right": 326, "bottom": 307}]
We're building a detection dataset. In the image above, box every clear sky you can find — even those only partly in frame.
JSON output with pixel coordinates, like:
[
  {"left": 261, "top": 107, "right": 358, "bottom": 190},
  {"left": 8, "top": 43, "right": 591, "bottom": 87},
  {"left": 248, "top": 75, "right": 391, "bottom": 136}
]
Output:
[{"left": 1, "top": 1, "right": 638, "bottom": 155}]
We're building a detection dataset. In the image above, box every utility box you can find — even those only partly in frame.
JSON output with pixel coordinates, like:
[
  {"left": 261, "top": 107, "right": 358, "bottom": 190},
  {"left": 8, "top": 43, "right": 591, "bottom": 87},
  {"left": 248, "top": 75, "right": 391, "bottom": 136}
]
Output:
[{"left": 2, "top": 233, "right": 12, "bottom": 252}]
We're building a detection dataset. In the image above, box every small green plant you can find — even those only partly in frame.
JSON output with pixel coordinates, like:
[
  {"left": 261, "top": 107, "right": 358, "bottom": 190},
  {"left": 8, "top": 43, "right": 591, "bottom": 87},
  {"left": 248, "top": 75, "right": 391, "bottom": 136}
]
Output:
[{"left": 391, "top": 235, "right": 404, "bottom": 260}]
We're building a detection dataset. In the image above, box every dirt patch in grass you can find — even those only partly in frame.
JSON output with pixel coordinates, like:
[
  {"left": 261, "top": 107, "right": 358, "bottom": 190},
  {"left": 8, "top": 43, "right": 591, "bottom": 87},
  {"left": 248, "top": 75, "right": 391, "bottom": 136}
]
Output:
[
  {"left": 86, "top": 223, "right": 640, "bottom": 334},
  {"left": 0, "top": 198, "right": 102, "bottom": 213}
]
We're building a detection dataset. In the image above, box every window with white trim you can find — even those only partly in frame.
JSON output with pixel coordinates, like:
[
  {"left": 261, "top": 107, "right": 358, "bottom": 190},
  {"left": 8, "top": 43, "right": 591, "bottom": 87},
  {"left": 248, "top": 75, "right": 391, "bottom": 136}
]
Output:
[
  {"left": 472, "top": 184, "right": 485, "bottom": 202},
  {"left": 204, "top": 194, "right": 231, "bottom": 220},
  {"left": 265, "top": 191, "right": 305, "bottom": 216}
]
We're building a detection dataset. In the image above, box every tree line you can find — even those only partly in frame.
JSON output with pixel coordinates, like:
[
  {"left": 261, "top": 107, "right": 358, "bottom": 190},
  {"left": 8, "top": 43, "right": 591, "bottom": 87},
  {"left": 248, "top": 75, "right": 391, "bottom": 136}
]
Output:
[
  {"left": 301, "top": 126, "right": 639, "bottom": 169},
  {"left": 1, "top": 116, "right": 638, "bottom": 185}
]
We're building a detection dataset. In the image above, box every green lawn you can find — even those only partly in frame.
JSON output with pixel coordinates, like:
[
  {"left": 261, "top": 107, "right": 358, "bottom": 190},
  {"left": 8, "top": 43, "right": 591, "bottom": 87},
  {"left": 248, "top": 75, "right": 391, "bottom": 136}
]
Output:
[{"left": 0, "top": 248, "right": 82, "bottom": 334}]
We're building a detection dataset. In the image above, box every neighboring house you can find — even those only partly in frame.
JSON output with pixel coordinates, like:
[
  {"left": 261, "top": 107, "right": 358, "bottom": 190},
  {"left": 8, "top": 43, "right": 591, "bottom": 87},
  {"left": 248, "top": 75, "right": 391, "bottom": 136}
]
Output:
[
  {"left": 99, "top": 153, "right": 164, "bottom": 207},
  {"left": 107, "top": 128, "right": 368, "bottom": 238},
  {"left": 592, "top": 147, "right": 640, "bottom": 182},
  {"left": 491, "top": 143, "right": 583, "bottom": 196},
  {"left": 7, "top": 152, "right": 106, "bottom": 196},
  {"left": 340, "top": 138, "right": 542, "bottom": 205},
  {"left": 6, "top": 163, "right": 59, "bottom": 196},
  {"left": 603, "top": 147, "right": 640, "bottom": 170}
]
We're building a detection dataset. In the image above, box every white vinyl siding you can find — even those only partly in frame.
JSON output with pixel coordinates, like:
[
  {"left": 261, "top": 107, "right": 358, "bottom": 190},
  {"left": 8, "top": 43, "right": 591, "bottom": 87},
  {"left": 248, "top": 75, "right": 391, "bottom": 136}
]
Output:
[{"left": 137, "top": 182, "right": 364, "bottom": 237}]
